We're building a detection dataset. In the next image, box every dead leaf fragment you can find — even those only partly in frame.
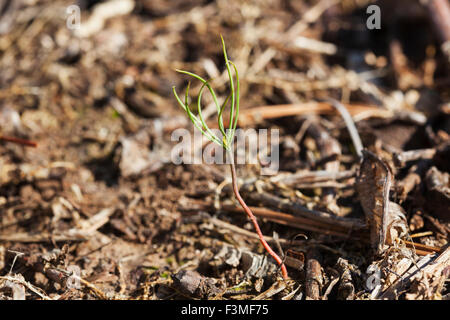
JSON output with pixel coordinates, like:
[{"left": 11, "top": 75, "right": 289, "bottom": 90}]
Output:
[{"left": 356, "top": 150, "right": 408, "bottom": 255}]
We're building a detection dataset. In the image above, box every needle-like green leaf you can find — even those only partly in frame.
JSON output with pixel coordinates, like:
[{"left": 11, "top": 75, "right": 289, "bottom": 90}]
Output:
[
  {"left": 197, "top": 81, "right": 222, "bottom": 144},
  {"left": 172, "top": 86, "right": 220, "bottom": 144},
  {"left": 172, "top": 37, "right": 239, "bottom": 151}
]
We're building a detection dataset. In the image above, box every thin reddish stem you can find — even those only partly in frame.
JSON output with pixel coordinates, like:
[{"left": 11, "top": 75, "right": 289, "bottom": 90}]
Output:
[
  {"left": 0, "top": 135, "right": 37, "bottom": 147},
  {"left": 228, "top": 158, "right": 288, "bottom": 279}
]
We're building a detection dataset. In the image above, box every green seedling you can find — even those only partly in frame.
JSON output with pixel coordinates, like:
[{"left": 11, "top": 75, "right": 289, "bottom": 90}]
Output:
[{"left": 172, "top": 36, "right": 288, "bottom": 279}]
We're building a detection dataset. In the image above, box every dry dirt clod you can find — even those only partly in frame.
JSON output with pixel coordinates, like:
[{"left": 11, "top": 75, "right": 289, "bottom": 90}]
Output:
[{"left": 171, "top": 270, "right": 224, "bottom": 298}]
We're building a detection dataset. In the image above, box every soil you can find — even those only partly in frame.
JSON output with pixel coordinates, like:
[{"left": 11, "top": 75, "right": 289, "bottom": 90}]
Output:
[{"left": 0, "top": 0, "right": 448, "bottom": 300}]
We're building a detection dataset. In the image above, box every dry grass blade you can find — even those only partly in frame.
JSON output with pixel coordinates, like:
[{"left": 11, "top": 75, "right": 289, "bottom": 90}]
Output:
[{"left": 380, "top": 244, "right": 450, "bottom": 299}]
